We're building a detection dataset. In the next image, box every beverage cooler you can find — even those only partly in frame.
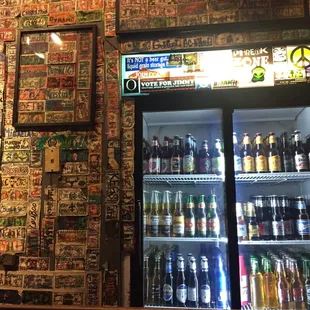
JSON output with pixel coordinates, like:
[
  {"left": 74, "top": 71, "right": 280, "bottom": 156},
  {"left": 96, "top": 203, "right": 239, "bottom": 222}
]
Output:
[{"left": 130, "top": 85, "right": 310, "bottom": 310}]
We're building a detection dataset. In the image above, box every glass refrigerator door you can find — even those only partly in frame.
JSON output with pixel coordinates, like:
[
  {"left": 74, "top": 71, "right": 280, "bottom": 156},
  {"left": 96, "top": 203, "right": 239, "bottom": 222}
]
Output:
[
  {"left": 142, "top": 109, "right": 231, "bottom": 309},
  {"left": 234, "top": 107, "right": 310, "bottom": 310}
]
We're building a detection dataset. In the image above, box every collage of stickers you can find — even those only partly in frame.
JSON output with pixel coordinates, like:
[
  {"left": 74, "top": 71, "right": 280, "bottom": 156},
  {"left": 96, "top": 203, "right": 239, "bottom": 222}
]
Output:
[{"left": 119, "top": 0, "right": 306, "bottom": 32}]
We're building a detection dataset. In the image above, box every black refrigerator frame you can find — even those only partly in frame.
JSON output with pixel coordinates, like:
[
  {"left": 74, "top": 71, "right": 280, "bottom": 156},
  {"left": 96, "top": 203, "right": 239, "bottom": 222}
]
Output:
[{"left": 131, "top": 83, "right": 310, "bottom": 309}]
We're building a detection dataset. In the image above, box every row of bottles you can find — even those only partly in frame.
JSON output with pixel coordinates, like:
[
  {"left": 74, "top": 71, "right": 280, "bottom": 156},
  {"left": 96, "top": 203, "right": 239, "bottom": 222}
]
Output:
[
  {"left": 234, "top": 130, "right": 310, "bottom": 173},
  {"left": 144, "top": 245, "right": 229, "bottom": 308},
  {"left": 144, "top": 191, "right": 222, "bottom": 238},
  {"left": 144, "top": 135, "right": 224, "bottom": 175}
]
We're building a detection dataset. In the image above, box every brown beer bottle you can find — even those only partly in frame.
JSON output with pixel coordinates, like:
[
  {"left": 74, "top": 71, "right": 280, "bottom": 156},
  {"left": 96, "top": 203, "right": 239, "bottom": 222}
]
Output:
[
  {"left": 296, "top": 197, "right": 310, "bottom": 240},
  {"left": 242, "top": 133, "right": 255, "bottom": 173},
  {"left": 268, "top": 132, "right": 282, "bottom": 173},
  {"left": 275, "top": 259, "right": 291, "bottom": 310},
  {"left": 255, "top": 133, "right": 268, "bottom": 173}
]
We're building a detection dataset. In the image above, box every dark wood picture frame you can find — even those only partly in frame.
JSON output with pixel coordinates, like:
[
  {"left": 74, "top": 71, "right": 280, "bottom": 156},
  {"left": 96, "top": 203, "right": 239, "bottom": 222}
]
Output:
[{"left": 13, "top": 24, "right": 97, "bottom": 130}]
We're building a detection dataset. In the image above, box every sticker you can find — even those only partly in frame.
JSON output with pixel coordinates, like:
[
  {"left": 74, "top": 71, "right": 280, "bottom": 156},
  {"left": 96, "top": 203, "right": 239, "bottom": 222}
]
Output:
[
  {"left": 121, "top": 140, "right": 134, "bottom": 159},
  {"left": 55, "top": 273, "right": 85, "bottom": 289},
  {"left": 58, "top": 176, "right": 87, "bottom": 188},
  {"left": 75, "top": 90, "right": 90, "bottom": 122},
  {"left": 55, "top": 257, "right": 85, "bottom": 270},
  {"left": 86, "top": 273, "right": 101, "bottom": 306},
  {"left": 122, "top": 222, "right": 135, "bottom": 253},
  {"left": 22, "top": 290, "right": 52, "bottom": 305},
  {"left": 55, "top": 245, "right": 86, "bottom": 257},
  {"left": 41, "top": 218, "right": 55, "bottom": 252},
  {"left": 121, "top": 204, "right": 134, "bottom": 222},
  {"left": 18, "top": 112, "right": 45, "bottom": 124},
  {"left": 122, "top": 100, "right": 135, "bottom": 129},
  {"left": 62, "top": 162, "right": 89, "bottom": 176},
  {"left": 19, "top": 89, "right": 46, "bottom": 100},
  {"left": 0, "top": 18, "right": 19, "bottom": 29},
  {"left": 122, "top": 170, "right": 134, "bottom": 189},
  {"left": 56, "top": 230, "right": 87, "bottom": 244},
  {"left": 239, "top": 8, "right": 271, "bottom": 21},
  {"left": 20, "top": 54, "right": 45, "bottom": 65},
  {"left": 58, "top": 188, "right": 87, "bottom": 201},
  {"left": 21, "top": 15, "right": 48, "bottom": 29},
  {"left": 106, "top": 170, "right": 120, "bottom": 188},
  {"left": 1, "top": 189, "right": 28, "bottom": 201},
  {"left": 47, "top": 51, "right": 76, "bottom": 64},
  {"left": 46, "top": 88, "right": 75, "bottom": 100},
  {"left": 22, "top": 4, "right": 48, "bottom": 16},
  {"left": 77, "top": 60, "right": 91, "bottom": 88},
  {"left": 30, "top": 151, "right": 42, "bottom": 167},
  {"left": 46, "top": 76, "right": 75, "bottom": 88},
  {"left": 5, "top": 272, "right": 23, "bottom": 287},
  {"left": 49, "top": 1, "right": 75, "bottom": 14},
  {"left": 76, "top": 9, "right": 102, "bottom": 23},
  {"left": 45, "top": 111, "right": 73, "bottom": 123},
  {"left": 48, "top": 12, "right": 76, "bottom": 25},
  {"left": 18, "top": 100, "right": 45, "bottom": 112},
  {"left": 48, "top": 64, "right": 75, "bottom": 76},
  {"left": 87, "top": 231, "right": 100, "bottom": 249},
  {"left": 122, "top": 189, "right": 135, "bottom": 205},
  {"left": 58, "top": 201, "right": 88, "bottom": 216},
  {"left": 106, "top": 187, "right": 120, "bottom": 204},
  {"left": 106, "top": 205, "right": 119, "bottom": 221},
  {"left": 86, "top": 249, "right": 100, "bottom": 271},
  {"left": 107, "top": 110, "right": 121, "bottom": 139},
  {"left": 209, "top": 10, "right": 239, "bottom": 24},
  {"left": 3, "top": 137, "right": 30, "bottom": 150},
  {"left": 78, "top": 32, "right": 93, "bottom": 55},
  {"left": 0, "top": 239, "right": 25, "bottom": 253},
  {"left": 96, "top": 36, "right": 104, "bottom": 65},
  {"left": 88, "top": 197, "right": 101, "bottom": 216},
  {"left": 53, "top": 292, "right": 85, "bottom": 306},
  {"left": 0, "top": 6, "right": 20, "bottom": 18},
  {"left": 0, "top": 227, "right": 26, "bottom": 239},
  {"left": 26, "top": 229, "right": 39, "bottom": 256},
  {"left": 26, "top": 200, "right": 41, "bottom": 229},
  {"left": 0, "top": 30, "right": 15, "bottom": 41},
  {"left": 19, "top": 257, "right": 49, "bottom": 271},
  {"left": 0, "top": 202, "right": 27, "bottom": 217},
  {"left": 1, "top": 176, "right": 28, "bottom": 189},
  {"left": 273, "top": 6, "right": 304, "bottom": 19},
  {"left": 76, "top": 0, "right": 103, "bottom": 10},
  {"left": 23, "top": 274, "right": 53, "bottom": 289},
  {"left": 2, "top": 151, "right": 29, "bottom": 163},
  {"left": 102, "top": 270, "right": 118, "bottom": 306}
]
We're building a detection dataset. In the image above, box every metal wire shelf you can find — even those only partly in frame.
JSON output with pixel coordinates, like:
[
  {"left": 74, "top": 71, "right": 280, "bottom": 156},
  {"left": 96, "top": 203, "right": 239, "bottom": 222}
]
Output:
[
  {"left": 145, "top": 237, "right": 228, "bottom": 243},
  {"left": 239, "top": 240, "right": 310, "bottom": 245}
]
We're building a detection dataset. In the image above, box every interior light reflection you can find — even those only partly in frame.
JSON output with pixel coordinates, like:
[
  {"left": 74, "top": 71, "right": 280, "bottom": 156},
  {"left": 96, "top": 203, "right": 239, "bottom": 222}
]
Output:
[{"left": 51, "top": 33, "right": 62, "bottom": 45}]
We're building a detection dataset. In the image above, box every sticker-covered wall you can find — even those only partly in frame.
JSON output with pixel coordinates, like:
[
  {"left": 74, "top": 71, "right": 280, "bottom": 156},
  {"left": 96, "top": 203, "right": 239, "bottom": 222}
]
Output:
[{"left": 0, "top": 0, "right": 121, "bottom": 307}]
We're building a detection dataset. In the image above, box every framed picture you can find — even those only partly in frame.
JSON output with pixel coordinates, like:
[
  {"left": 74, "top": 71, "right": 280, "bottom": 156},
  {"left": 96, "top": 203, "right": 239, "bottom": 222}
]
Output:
[{"left": 13, "top": 25, "right": 97, "bottom": 129}]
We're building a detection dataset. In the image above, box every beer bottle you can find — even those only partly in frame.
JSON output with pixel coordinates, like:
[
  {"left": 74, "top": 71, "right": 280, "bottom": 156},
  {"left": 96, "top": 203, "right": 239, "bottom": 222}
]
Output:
[
  {"left": 236, "top": 203, "right": 248, "bottom": 241},
  {"left": 291, "top": 258, "right": 306, "bottom": 310},
  {"left": 296, "top": 197, "right": 310, "bottom": 240},
  {"left": 199, "top": 140, "right": 212, "bottom": 174},
  {"left": 163, "top": 257, "right": 173, "bottom": 306},
  {"left": 247, "top": 202, "right": 260, "bottom": 241},
  {"left": 152, "top": 256, "right": 161, "bottom": 306},
  {"left": 261, "top": 196, "right": 273, "bottom": 240},
  {"left": 168, "top": 138, "right": 173, "bottom": 157},
  {"left": 193, "top": 137, "right": 198, "bottom": 174},
  {"left": 183, "top": 133, "right": 194, "bottom": 174},
  {"left": 263, "top": 259, "right": 279, "bottom": 309},
  {"left": 233, "top": 132, "right": 242, "bottom": 174},
  {"left": 304, "top": 260, "right": 310, "bottom": 310},
  {"left": 185, "top": 253, "right": 193, "bottom": 287},
  {"left": 207, "top": 194, "right": 220, "bottom": 238},
  {"left": 199, "top": 257, "right": 211, "bottom": 308},
  {"left": 294, "top": 130, "right": 309, "bottom": 172},
  {"left": 282, "top": 132, "right": 295, "bottom": 172},
  {"left": 250, "top": 259, "right": 265, "bottom": 309},
  {"left": 279, "top": 195, "right": 294, "bottom": 240},
  {"left": 143, "top": 190, "right": 150, "bottom": 237},
  {"left": 143, "top": 139, "right": 150, "bottom": 174},
  {"left": 144, "top": 255, "right": 150, "bottom": 305},
  {"left": 161, "top": 136, "right": 170, "bottom": 174},
  {"left": 150, "top": 190, "right": 160, "bottom": 237},
  {"left": 242, "top": 133, "right": 255, "bottom": 173},
  {"left": 173, "top": 191, "right": 185, "bottom": 237},
  {"left": 212, "top": 139, "right": 225, "bottom": 175},
  {"left": 149, "top": 136, "right": 161, "bottom": 174},
  {"left": 187, "top": 258, "right": 199, "bottom": 308},
  {"left": 214, "top": 253, "right": 229, "bottom": 309},
  {"left": 275, "top": 259, "right": 291, "bottom": 309},
  {"left": 255, "top": 133, "right": 268, "bottom": 173},
  {"left": 176, "top": 257, "right": 187, "bottom": 307},
  {"left": 185, "top": 195, "right": 196, "bottom": 237},
  {"left": 179, "top": 137, "right": 185, "bottom": 157},
  {"left": 196, "top": 195, "right": 207, "bottom": 237},
  {"left": 268, "top": 132, "right": 282, "bottom": 172},
  {"left": 171, "top": 136, "right": 182, "bottom": 175},
  {"left": 270, "top": 195, "right": 285, "bottom": 240},
  {"left": 239, "top": 254, "right": 249, "bottom": 306},
  {"left": 160, "top": 191, "right": 172, "bottom": 237}
]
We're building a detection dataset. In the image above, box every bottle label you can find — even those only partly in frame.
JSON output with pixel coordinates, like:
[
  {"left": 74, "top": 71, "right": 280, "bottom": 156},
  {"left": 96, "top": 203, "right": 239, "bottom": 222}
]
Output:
[
  {"left": 200, "top": 284, "right": 211, "bottom": 304},
  {"left": 149, "top": 158, "right": 160, "bottom": 174},
  {"left": 255, "top": 155, "right": 267, "bottom": 172},
  {"left": 143, "top": 160, "right": 148, "bottom": 174},
  {"left": 237, "top": 224, "right": 247, "bottom": 237},
  {"left": 293, "top": 287, "right": 304, "bottom": 302},
  {"left": 188, "top": 287, "right": 197, "bottom": 301},
  {"left": 297, "top": 201, "right": 306, "bottom": 209},
  {"left": 283, "top": 220, "right": 293, "bottom": 235},
  {"left": 199, "top": 158, "right": 212, "bottom": 173},
  {"left": 240, "top": 275, "right": 248, "bottom": 303},
  {"left": 185, "top": 218, "right": 195, "bottom": 234},
  {"left": 212, "top": 157, "right": 224, "bottom": 174},
  {"left": 283, "top": 157, "right": 294, "bottom": 172},
  {"left": 173, "top": 216, "right": 184, "bottom": 235},
  {"left": 161, "top": 158, "right": 170, "bottom": 174},
  {"left": 161, "top": 215, "right": 172, "bottom": 236},
  {"left": 163, "top": 284, "right": 173, "bottom": 301},
  {"left": 152, "top": 284, "right": 161, "bottom": 299},
  {"left": 234, "top": 155, "right": 242, "bottom": 172},
  {"left": 171, "top": 157, "right": 181, "bottom": 173},
  {"left": 150, "top": 215, "right": 159, "bottom": 235},
  {"left": 297, "top": 219, "right": 310, "bottom": 235},
  {"left": 197, "top": 218, "right": 207, "bottom": 234},
  {"left": 268, "top": 155, "right": 281, "bottom": 172},
  {"left": 295, "top": 154, "right": 309, "bottom": 170},
  {"left": 183, "top": 155, "right": 194, "bottom": 173},
  {"left": 278, "top": 288, "right": 290, "bottom": 303},
  {"left": 259, "top": 221, "right": 270, "bottom": 236},
  {"left": 272, "top": 220, "right": 285, "bottom": 236},
  {"left": 218, "top": 290, "right": 228, "bottom": 303},
  {"left": 242, "top": 156, "right": 254, "bottom": 172},
  {"left": 176, "top": 284, "right": 187, "bottom": 303},
  {"left": 306, "top": 284, "right": 310, "bottom": 303},
  {"left": 207, "top": 218, "right": 220, "bottom": 234},
  {"left": 248, "top": 224, "right": 259, "bottom": 239}
]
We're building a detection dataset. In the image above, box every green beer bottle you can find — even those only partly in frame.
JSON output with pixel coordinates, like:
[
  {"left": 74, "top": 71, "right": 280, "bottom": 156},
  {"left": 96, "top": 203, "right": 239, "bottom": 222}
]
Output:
[
  {"left": 206, "top": 194, "right": 220, "bottom": 238},
  {"left": 196, "top": 195, "right": 207, "bottom": 237},
  {"left": 185, "top": 195, "right": 195, "bottom": 237}
]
